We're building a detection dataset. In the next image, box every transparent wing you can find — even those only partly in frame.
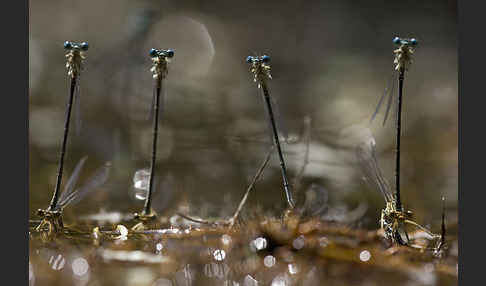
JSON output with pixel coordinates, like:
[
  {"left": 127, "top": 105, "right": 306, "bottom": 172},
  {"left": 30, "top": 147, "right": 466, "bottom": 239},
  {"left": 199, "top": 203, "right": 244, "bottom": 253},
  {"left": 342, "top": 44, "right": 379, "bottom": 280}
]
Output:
[
  {"left": 147, "top": 78, "right": 166, "bottom": 122},
  {"left": 224, "top": 133, "right": 272, "bottom": 145},
  {"left": 356, "top": 138, "right": 393, "bottom": 203},
  {"left": 74, "top": 74, "right": 82, "bottom": 135},
  {"left": 147, "top": 81, "right": 156, "bottom": 122},
  {"left": 302, "top": 183, "right": 329, "bottom": 216},
  {"left": 56, "top": 156, "right": 88, "bottom": 209},
  {"left": 370, "top": 72, "right": 396, "bottom": 126},
  {"left": 152, "top": 173, "right": 176, "bottom": 213},
  {"left": 382, "top": 73, "right": 396, "bottom": 126},
  {"left": 57, "top": 161, "right": 112, "bottom": 210}
]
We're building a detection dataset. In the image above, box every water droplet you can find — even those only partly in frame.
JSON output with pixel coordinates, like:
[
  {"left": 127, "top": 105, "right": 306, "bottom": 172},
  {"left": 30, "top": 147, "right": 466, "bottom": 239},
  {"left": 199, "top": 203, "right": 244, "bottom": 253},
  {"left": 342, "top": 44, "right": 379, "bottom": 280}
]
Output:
[
  {"left": 288, "top": 263, "right": 299, "bottom": 275},
  {"left": 271, "top": 273, "right": 291, "bottom": 286},
  {"left": 244, "top": 274, "right": 259, "bottom": 286},
  {"left": 117, "top": 225, "right": 129, "bottom": 238},
  {"left": 319, "top": 237, "right": 329, "bottom": 248},
  {"left": 264, "top": 255, "right": 276, "bottom": 268},
  {"left": 359, "top": 250, "right": 371, "bottom": 262},
  {"left": 221, "top": 234, "right": 232, "bottom": 245},
  {"left": 48, "top": 254, "right": 65, "bottom": 270},
  {"left": 134, "top": 188, "right": 149, "bottom": 200},
  {"left": 213, "top": 249, "right": 226, "bottom": 261},
  {"left": 250, "top": 237, "right": 267, "bottom": 251},
  {"left": 72, "top": 257, "right": 89, "bottom": 277},
  {"left": 292, "top": 235, "right": 305, "bottom": 250},
  {"left": 133, "top": 169, "right": 150, "bottom": 200}
]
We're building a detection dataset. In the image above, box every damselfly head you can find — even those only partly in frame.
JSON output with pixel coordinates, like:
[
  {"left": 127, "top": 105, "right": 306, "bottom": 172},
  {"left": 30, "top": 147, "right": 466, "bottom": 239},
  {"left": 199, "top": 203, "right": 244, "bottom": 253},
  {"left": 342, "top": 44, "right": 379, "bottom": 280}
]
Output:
[
  {"left": 393, "top": 37, "right": 418, "bottom": 47},
  {"left": 64, "top": 41, "right": 73, "bottom": 50},
  {"left": 64, "top": 41, "right": 88, "bottom": 78},
  {"left": 64, "top": 41, "right": 89, "bottom": 51},
  {"left": 166, "top": 49, "right": 175, "bottom": 58},
  {"left": 246, "top": 55, "right": 272, "bottom": 84},
  {"left": 149, "top": 48, "right": 158, "bottom": 57},
  {"left": 246, "top": 55, "right": 271, "bottom": 64},
  {"left": 149, "top": 48, "right": 174, "bottom": 79},
  {"left": 80, "top": 42, "right": 89, "bottom": 51},
  {"left": 149, "top": 48, "right": 175, "bottom": 59},
  {"left": 392, "top": 36, "right": 417, "bottom": 71}
]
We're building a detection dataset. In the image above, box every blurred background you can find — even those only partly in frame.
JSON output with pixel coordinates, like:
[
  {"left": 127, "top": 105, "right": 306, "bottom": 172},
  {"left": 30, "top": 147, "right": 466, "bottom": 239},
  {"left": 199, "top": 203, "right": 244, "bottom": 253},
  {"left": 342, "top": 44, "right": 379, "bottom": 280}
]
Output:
[{"left": 29, "top": 0, "right": 457, "bottom": 229}]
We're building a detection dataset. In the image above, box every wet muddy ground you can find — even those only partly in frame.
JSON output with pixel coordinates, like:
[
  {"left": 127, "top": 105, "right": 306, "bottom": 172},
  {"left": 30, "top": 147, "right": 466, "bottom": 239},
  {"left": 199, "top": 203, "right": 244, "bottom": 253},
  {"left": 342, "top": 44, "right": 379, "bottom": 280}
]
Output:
[{"left": 29, "top": 209, "right": 458, "bottom": 286}]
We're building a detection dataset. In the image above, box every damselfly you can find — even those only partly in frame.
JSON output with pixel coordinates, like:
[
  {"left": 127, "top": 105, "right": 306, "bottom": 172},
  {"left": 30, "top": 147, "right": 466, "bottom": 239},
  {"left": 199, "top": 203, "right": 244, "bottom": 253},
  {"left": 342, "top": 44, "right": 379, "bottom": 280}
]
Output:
[
  {"left": 36, "top": 41, "right": 95, "bottom": 234},
  {"left": 36, "top": 156, "right": 111, "bottom": 234},
  {"left": 370, "top": 37, "right": 418, "bottom": 214},
  {"left": 246, "top": 54, "right": 295, "bottom": 209},
  {"left": 356, "top": 136, "right": 442, "bottom": 249},
  {"left": 133, "top": 48, "right": 174, "bottom": 227},
  {"left": 51, "top": 41, "right": 88, "bottom": 209}
]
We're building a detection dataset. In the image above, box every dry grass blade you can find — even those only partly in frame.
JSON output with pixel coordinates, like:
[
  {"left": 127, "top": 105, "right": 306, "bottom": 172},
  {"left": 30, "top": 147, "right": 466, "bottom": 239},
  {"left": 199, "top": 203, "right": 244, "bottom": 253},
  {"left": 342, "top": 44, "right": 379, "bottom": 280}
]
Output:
[{"left": 229, "top": 145, "right": 276, "bottom": 229}]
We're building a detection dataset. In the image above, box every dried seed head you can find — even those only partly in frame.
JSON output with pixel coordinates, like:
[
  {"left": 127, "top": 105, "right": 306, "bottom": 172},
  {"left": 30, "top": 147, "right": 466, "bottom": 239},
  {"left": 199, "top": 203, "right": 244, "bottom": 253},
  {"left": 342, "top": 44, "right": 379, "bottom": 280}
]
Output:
[{"left": 246, "top": 55, "right": 272, "bottom": 88}]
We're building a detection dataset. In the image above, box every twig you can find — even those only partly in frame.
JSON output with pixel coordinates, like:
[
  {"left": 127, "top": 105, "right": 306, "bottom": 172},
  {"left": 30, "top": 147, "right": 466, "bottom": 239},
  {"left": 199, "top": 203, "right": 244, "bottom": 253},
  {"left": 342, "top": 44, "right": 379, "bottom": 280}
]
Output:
[
  {"left": 229, "top": 146, "right": 276, "bottom": 229},
  {"left": 175, "top": 212, "right": 218, "bottom": 227}
]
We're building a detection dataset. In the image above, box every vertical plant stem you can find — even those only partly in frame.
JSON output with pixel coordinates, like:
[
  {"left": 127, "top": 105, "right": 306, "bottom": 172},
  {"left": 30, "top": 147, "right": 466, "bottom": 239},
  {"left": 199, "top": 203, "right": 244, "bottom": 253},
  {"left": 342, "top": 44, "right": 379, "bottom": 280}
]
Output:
[
  {"left": 260, "top": 82, "right": 295, "bottom": 209},
  {"left": 144, "top": 77, "right": 162, "bottom": 215},
  {"left": 49, "top": 76, "right": 77, "bottom": 210}
]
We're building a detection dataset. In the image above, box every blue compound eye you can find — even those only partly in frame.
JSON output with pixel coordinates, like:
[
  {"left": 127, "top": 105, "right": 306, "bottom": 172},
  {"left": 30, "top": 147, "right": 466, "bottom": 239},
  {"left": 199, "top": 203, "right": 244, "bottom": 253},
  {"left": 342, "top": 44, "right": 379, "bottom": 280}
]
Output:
[
  {"left": 149, "top": 48, "right": 158, "bottom": 57},
  {"left": 246, "top": 56, "right": 253, "bottom": 63},
  {"left": 165, "top": 49, "right": 174, "bottom": 58},
  {"left": 64, "top": 41, "right": 73, "bottom": 50},
  {"left": 80, "top": 42, "right": 89, "bottom": 51},
  {"left": 410, "top": 38, "right": 417, "bottom": 46},
  {"left": 393, "top": 37, "right": 401, "bottom": 44},
  {"left": 261, "top": 55, "right": 270, "bottom": 63}
]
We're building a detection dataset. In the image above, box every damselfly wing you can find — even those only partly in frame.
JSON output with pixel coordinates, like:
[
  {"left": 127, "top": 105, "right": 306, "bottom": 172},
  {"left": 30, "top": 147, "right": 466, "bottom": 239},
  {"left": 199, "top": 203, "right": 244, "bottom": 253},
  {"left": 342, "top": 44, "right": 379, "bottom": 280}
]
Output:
[
  {"left": 53, "top": 157, "right": 111, "bottom": 211},
  {"left": 73, "top": 73, "right": 83, "bottom": 135},
  {"left": 370, "top": 71, "right": 397, "bottom": 126},
  {"left": 356, "top": 138, "right": 393, "bottom": 204},
  {"left": 147, "top": 76, "right": 167, "bottom": 122}
]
